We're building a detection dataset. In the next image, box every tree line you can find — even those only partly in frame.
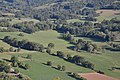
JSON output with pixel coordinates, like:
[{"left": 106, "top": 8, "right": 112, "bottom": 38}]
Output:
[
  {"left": 3, "top": 36, "right": 45, "bottom": 52},
  {"left": 46, "top": 50, "right": 94, "bottom": 70}
]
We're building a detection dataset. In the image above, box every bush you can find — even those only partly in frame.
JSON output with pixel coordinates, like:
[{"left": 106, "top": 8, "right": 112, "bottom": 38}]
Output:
[
  {"left": 24, "top": 64, "right": 30, "bottom": 70},
  {"left": 18, "top": 61, "right": 24, "bottom": 68},
  {"left": 18, "top": 33, "right": 24, "bottom": 36},
  {"left": 61, "top": 66, "right": 66, "bottom": 71},
  {"left": 9, "top": 47, "right": 14, "bottom": 52},
  {"left": 14, "top": 69, "right": 19, "bottom": 74},
  {"left": 12, "top": 62, "right": 18, "bottom": 67},
  {"left": 47, "top": 61, "right": 52, "bottom": 66},
  {"left": 26, "top": 54, "right": 32, "bottom": 59},
  {"left": 57, "top": 51, "right": 64, "bottom": 58},
  {"left": 57, "top": 65, "right": 61, "bottom": 70}
]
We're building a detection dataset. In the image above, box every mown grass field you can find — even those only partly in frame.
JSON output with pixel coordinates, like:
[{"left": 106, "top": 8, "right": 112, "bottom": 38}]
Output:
[{"left": 0, "top": 30, "right": 120, "bottom": 79}]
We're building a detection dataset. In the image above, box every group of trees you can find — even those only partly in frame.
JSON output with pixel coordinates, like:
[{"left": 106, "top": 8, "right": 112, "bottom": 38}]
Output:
[
  {"left": 11, "top": 56, "right": 30, "bottom": 70},
  {"left": 0, "top": 56, "right": 31, "bottom": 80},
  {"left": 61, "top": 32, "right": 101, "bottom": 53},
  {"left": 55, "top": 50, "right": 94, "bottom": 69},
  {"left": 0, "top": 60, "right": 11, "bottom": 73},
  {"left": 46, "top": 43, "right": 55, "bottom": 54},
  {"left": 0, "top": 19, "right": 11, "bottom": 27},
  {"left": 56, "top": 21, "right": 94, "bottom": 36},
  {"left": 102, "top": 1, "right": 120, "bottom": 10},
  {"left": 74, "top": 39, "right": 101, "bottom": 53},
  {"left": 66, "top": 54, "right": 94, "bottom": 70},
  {"left": 0, "top": 47, "right": 20, "bottom": 53},
  {"left": 0, "top": 0, "right": 119, "bottom": 25},
  {"left": 89, "top": 18, "right": 120, "bottom": 42},
  {"left": 3, "top": 36, "right": 45, "bottom": 52},
  {"left": 11, "top": 21, "right": 54, "bottom": 34},
  {"left": 46, "top": 48, "right": 94, "bottom": 70},
  {"left": 0, "top": 20, "right": 55, "bottom": 34},
  {"left": 46, "top": 61, "right": 66, "bottom": 71},
  {"left": 106, "top": 43, "right": 120, "bottom": 51},
  {"left": 58, "top": 17, "right": 120, "bottom": 43},
  {"left": 68, "top": 72, "right": 87, "bottom": 80},
  {"left": 1, "top": 0, "right": 117, "bottom": 22}
]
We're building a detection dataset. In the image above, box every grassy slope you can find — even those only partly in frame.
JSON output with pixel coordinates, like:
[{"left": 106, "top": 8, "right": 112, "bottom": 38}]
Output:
[
  {"left": 96, "top": 10, "right": 120, "bottom": 22},
  {"left": 0, "top": 17, "right": 40, "bottom": 25},
  {"left": 15, "top": 52, "right": 92, "bottom": 80},
  {"left": 0, "top": 30, "right": 120, "bottom": 79}
]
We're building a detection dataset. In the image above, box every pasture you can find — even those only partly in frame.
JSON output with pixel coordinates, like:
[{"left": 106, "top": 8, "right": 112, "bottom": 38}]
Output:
[
  {"left": 0, "top": 17, "right": 40, "bottom": 24},
  {"left": 0, "top": 30, "right": 120, "bottom": 79},
  {"left": 96, "top": 10, "right": 120, "bottom": 22}
]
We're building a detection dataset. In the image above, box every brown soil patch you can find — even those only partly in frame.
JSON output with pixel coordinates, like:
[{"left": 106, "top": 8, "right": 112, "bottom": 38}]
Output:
[{"left": 79, "top": 73, "right": 119, "bottom": 80}]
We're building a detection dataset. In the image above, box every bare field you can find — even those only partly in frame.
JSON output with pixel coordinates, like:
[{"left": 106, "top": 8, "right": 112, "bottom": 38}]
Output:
[{"left": 79, "top": 73, "right": 118, "bottom": 80}]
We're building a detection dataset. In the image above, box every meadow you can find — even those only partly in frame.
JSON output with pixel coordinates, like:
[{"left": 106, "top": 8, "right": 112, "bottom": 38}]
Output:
[
  {"left": 0, "top": 17, "right": 40, "bottom": 25},
  {"left": 0, "top": 9, "right": 120, "bottom": 80},
  {"left": 96, "top": 10, "right": 120, "bottom": 22},
  {"left": 0, "top": 30, "right": 120, "bottom": 80}
]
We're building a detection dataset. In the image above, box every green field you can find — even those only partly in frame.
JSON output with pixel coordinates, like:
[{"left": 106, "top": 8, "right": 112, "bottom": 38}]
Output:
[
  {"left": 14, "top": 52, "right": 93, "bottom": 80},
  {"left": 0, "top": 30, "right": 120, "bottom": 79},
  {"left": 0, "top": 17, "right": 40, "bottom": 25},
  {"left": 96, "top": 10, "right": 120, "bottom": 22}
]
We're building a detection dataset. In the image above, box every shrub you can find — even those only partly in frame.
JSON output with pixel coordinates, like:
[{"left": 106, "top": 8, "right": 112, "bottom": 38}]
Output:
[{"left": 47, "top": 61, "right": 52, "bottom": 66}]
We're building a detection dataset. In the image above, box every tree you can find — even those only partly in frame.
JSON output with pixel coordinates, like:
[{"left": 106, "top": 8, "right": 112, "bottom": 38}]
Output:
[
  {"left": 73, "top": 73, "right": 79, "bottom": 78},
  {"left": 46, "top": 48, "right": 51, "bottom": 54},
  {"left": 48, "top": 43, "right": 55, "bottom": 48},
  {"left": 26, "top": 54, "right": 32, "bottom": 59},
  {"left": 18, "top": 61, "right": 24, "bottom": 68},
  {"left": 9, "top": 47, "right": 14, "bottom": 52},
  {"left": 17, "top": 47, "right": 21, "bottom": 52},
  {"left": 57, "top": 65, "right": 61, "bottom": 70},
  {"left": 14, "top": 69, "right": 19, "bottom": 74},
  {"left": 0, "top": 47, "right": 5, "bottom": 53},
  {"left": 11, "top": 56, "right": 18, "bottom": 63},
  {"left": 72, "top": 55, "right": 85, "bottom": 64},
  {"left": 87, "top": 44, "right": 94, "bottom": 53},
  {"left": 61, "top": 66, "right": 66, "bottom": 71},
  {"left": 76, "top": 43, "right": 82, "bottom": 51},
  {"left": 18, "top": 74, "right": 24, "bottom": 79},
  {"left": 12, "top": 62, "right": 18, "bottom": 67},
  {"left": 67, "top": 54, "right": 72, "bottom": 61},
  {"left": 57, "top": 51, "right": 64, "bottom": 58},
  {"left": 47, "top": 61, "right": 52, "bottom": 66},
  {"left": 4, "top": 65, "right": 11, "bottom": 73},
  {"left": 24, "top": 63, "right": 30, "bottom": 70},
  {"left": 18, "top": 33, "right": 24, "bottom": 36}
]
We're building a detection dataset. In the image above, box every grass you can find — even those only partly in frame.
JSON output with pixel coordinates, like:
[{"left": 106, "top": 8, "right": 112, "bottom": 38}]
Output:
[
  {"left": 0, "top": 30, "right": 120, "bottom": 79},
  {"left": 13, "top": 52, "right": 92, "bottom": 80},
  {"left": 0, "top": 17, "right": 40, "bottom": 25},
  {"left": 67, "top": 19, "right": 84, "bottom": 23},
  {"left": 19, "top": 60, "right": 75, "bottom": 80},
  {"left": 96, "top": 10, "right": 120, "bottom": 22}
]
